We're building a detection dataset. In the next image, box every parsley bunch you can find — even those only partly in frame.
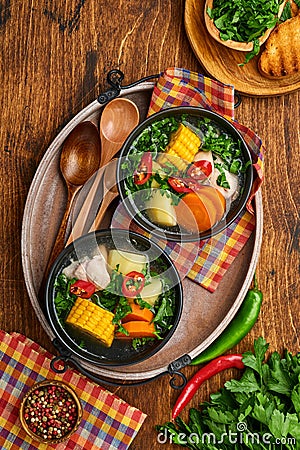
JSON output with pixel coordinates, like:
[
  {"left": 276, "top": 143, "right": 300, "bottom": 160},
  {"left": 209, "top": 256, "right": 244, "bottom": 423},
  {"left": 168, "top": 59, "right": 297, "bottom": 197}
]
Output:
[
  {"left": 157, "top": 337, "right": 300, "bottom": 449},
  {"left": 207, "top": 0, "right": 285, "bottom": 64}
]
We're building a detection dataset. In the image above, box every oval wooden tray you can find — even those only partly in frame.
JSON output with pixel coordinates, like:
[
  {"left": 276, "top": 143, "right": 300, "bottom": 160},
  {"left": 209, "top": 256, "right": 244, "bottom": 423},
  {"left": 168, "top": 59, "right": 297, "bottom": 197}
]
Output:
[
  {"left": 21, "top": 82, "right": 263, "bottom": 382},
  {"left": 185, "top": 0, "right": 300, "bottom": 97}
]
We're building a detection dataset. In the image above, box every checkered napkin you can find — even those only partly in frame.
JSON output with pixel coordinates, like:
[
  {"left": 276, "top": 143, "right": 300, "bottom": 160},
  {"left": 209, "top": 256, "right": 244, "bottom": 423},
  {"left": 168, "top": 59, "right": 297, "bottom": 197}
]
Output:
[
  {"left": 113, "top": 68, "right": 264, "bottom": 292},
  {"left": 0, "top": 330, "right": 146, "bottom": 450}
]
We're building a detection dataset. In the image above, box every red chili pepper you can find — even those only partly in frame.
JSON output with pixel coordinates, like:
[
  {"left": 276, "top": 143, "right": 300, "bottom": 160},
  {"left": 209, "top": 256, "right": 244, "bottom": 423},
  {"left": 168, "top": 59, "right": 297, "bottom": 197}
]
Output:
[
  {"left": 172, "top": 354, "right": 244, "bottom": 419},
  {"left": 187, "top": 160, "right": 213, "bottom": 179},
  {"left": 168, "top": 177, "right": 192, "bottom": 193},
  {"left": 121, "top": 271, "right": 145, "bottom": 298},
  {"left": 70, "top": 280, "right": 96, "bottom": 298},
  {"left": 133, "top": 152, "right": 152, "bottom": 185},
  {"left": 168, "top": 176, "right": 203, "bottom": 193}
]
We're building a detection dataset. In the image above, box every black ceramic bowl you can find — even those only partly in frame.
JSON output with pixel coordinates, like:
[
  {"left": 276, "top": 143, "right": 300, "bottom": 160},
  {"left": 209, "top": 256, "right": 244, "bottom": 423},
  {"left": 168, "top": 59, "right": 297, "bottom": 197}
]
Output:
[
  {"left": 45, "top": 229, "right": 183, "bottom": 367},
  {"left": 117, "top": 106, "right": 253, "bottom": 242}
]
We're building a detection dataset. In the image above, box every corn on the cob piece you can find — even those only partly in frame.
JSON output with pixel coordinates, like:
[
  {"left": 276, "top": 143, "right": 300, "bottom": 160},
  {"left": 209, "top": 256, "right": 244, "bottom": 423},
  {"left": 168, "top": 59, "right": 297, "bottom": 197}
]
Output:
[
  {"left": 66, "top": 297, "right": 115, "bottom": 347},
  {"left": 158, "top": 123, "right": 201, "bottom": 171}
]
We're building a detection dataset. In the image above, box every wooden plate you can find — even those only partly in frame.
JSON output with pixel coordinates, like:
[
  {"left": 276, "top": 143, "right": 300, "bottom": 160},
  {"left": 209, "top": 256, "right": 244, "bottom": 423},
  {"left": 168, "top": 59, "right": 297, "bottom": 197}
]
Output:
[
  {"left": 21, "top": 82, "right": 263, "bottom": 382},
  {"left": 185, "top": 0, "right": 300, "bottom": 97}
]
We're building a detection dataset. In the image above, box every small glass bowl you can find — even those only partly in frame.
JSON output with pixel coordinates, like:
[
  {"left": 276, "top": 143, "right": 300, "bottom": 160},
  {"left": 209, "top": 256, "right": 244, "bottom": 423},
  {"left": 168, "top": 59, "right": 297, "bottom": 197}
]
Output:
[{"left": 19, "top": 380, "right": 83, "bottom": 444}]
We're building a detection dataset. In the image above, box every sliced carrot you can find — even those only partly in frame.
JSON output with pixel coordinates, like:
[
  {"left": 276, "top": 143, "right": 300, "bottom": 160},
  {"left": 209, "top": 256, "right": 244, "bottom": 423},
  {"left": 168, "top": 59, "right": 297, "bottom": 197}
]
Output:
[
  {"left": 175, "top": 192, "right": 212, "bottom": 233},
  {"left": 197, "top": 186, "right": 226, "bottom": 222},
  {"left": 116, "top": 321, "right": 156, "bottom": 339},
  {"left": 122, "top": 302, "right": 154, "bottom": 323},
  {"left": 175, "top": 186, "right": 226, "bottom": 233}
]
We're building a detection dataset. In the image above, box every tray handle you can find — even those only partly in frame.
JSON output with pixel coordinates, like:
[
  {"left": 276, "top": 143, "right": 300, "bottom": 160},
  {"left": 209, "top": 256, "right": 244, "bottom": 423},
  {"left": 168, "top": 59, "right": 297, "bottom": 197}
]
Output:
[
  {"left": 97, "top": 69, "right": 160, "bottom": 105},
  {"left": 98, "top": 69, "right": 242, "bottom": 108},
  {"left": 50, "top": 338, "right": 190, "bottom": 389}
]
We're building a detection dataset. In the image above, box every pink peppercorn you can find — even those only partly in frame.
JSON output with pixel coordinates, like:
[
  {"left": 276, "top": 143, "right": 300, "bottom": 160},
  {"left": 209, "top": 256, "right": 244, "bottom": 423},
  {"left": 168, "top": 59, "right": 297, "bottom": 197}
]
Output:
[{"left": 22, "top": 383, "right": 79, "bottom": 441}]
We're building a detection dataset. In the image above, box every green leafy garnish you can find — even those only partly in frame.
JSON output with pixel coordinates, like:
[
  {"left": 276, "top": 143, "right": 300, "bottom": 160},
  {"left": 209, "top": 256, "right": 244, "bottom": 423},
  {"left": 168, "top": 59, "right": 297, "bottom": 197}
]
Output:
[
  {"left": 209, "top": 0, "right": 285, "bottom": 64},
  {"left": 157, "top": 337, "right": 300, "bottom": 448},
  {"left": 200, "top": 118, "right": 246, "bottom": 178},
  {"left": 153, "top": 284, "right": 176, "bottom": 339},
  {"left": 132, "top": 337, "right": 155, "bottom": 350},
  {"left": 54, "top": 274, "right": 77, "bottom": 325}
]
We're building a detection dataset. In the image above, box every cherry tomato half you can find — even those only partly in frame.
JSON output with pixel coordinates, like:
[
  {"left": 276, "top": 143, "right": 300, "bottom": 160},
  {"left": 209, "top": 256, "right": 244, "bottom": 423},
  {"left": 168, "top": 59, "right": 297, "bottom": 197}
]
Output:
[
  {"left": 121, "top": 271, "right": 145, "bottom": 298},
  {"left": 133, "top": 152, "right": 152, "bottom": 185},
  {"left": 70, "top": 280, "right": 96, "bottom": 298},
  {"left": 187, "top": 160, "right": 213, "bottom": 179}
]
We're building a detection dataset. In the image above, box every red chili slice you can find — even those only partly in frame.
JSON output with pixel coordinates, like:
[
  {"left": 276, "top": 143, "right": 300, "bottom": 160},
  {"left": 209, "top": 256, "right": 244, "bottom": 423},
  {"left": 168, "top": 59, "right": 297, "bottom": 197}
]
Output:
[
  {"left": 70, "top": 280, "right": 96, "bottom": 298},
  {"left": 122, "top": 271, "right": 145, "bottom": 298},
  {"left": 168, "top": 177, "right": 193, "bottom": 193},
  {"left": 168, "top": 177, "right": 203, "bottom": 193},
  {"left": 133, "top": 152, "right": 152, "bottom": 185},
  {"left": 187, "top": 160, "right": 213, "bottom": 179}
]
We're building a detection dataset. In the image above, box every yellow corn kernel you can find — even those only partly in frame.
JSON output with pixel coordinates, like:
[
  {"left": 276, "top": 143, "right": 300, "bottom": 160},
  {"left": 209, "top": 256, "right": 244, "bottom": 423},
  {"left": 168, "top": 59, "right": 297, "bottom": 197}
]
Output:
[
  {"left": 66, "top": 297, "right": 115, "bottom": 347},
  {"left": 165, "top": 123, "right": 201, "bottom": 165}
]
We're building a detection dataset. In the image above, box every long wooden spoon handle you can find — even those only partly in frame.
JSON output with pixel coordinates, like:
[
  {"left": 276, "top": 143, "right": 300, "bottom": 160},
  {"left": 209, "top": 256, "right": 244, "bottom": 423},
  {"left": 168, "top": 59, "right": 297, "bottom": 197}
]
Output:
[
  {"left": 65, "top": 167, "right": 105, "bottom": 246},
  {"left": 89, "top": 191, "right": 119, "bottom": 232},
  {"left": 39, "top": 187, "right": 78, "bottom": 300}
]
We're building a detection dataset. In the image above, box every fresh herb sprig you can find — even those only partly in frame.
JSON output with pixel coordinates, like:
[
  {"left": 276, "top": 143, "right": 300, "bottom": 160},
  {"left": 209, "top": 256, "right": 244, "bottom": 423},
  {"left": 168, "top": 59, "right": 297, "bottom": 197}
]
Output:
[
  {"left": 153, "top": 281, "right": 176, "bottom": 339},
  {"left": 157, "top": 337, "right": 300, "bottom": 449},
  {"left": 54, "top": 274, "right": 77, "bottom": 325},
  {"left": 199, "top": 118, "right": 246, "bottom": 188}
]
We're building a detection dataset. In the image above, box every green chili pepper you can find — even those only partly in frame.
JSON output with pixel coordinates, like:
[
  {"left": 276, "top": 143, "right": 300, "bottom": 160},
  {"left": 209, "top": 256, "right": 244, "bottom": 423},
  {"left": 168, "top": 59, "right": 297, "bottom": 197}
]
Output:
[{"left": 191, "top": 275, "right": 263, "bottom": 366}]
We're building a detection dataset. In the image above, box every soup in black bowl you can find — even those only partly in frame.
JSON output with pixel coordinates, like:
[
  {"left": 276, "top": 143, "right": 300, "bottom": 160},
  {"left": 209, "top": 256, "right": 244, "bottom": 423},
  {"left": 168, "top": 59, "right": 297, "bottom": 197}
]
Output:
[
  {"left": 45, "top": 229, "right": 183, "bottom": 366},
  {"left": 117, "top": 107, "right": 253, "bottom": 242}
]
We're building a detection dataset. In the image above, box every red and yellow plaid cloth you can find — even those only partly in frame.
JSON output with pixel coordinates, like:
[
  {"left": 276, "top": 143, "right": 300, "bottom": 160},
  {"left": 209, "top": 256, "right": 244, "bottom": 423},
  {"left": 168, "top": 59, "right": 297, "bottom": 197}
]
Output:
[
  {"left": 0, "top": 331, "right": 146, "bottom": 450},
  {"left": 112, "top": 67, "right": 264, "bottom": 292}
]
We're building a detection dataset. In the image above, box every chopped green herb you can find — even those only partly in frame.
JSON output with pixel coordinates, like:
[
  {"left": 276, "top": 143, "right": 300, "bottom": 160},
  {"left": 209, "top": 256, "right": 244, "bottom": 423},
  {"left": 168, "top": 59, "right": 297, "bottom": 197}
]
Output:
[
  {"left": 209, "top": 0, "right": 285, "bottom": 64},
  {"left": 54, "top": 274, "right": 77, "bottom": 325},
  {"left": 157, "top": 337, "right": 300, "bottom": 449},
  {"left": 132, "top": 337, "right": 155, "bottom": 350},
  {"left": 214, "top": 163, "right": 230, "bottom": 189}
]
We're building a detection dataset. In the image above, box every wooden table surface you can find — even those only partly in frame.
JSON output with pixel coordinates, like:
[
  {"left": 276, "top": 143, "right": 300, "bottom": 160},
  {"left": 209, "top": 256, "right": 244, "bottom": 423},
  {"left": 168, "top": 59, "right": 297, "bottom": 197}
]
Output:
[{"left": 1, "top": 1, "right": 299, "bottom": 449}]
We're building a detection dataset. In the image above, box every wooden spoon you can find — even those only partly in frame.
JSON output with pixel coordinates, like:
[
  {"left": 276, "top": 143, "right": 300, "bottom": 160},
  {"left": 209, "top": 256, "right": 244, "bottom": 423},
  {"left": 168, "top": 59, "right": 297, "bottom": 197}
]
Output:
[
  {"left": 88, "top": 159, "right": 119, "bottom": 232},
  {"left": 66, "top": 98, "right": 139, "bottom": 244},
  {"left": 43, "top": 121, "right": 101, "bottom": 279},
  {"left": 99, "top": 97, "right": 140, "bottom": 167}
]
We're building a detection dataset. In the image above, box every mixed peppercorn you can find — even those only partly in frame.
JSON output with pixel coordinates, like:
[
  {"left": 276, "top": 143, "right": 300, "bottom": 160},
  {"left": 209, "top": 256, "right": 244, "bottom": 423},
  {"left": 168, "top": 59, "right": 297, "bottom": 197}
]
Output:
[{"left": 22, "top": 383, "right": 79, "bottom": 441}]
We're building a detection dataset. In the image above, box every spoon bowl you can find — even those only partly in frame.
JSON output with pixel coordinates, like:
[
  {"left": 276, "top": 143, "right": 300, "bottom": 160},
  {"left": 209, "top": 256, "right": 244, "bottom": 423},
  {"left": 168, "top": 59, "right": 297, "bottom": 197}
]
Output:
[
  {"left": 99, "top": 98, "right": 140, "bottom": 166},
  {"left": 60, "top": 121, "right": 101, "bottom": 186}
]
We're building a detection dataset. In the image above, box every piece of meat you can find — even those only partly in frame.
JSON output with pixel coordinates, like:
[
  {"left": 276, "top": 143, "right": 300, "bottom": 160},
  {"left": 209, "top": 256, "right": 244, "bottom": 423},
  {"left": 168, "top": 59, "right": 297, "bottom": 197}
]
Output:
[{"left": 85, "top": 255, "right": 111, "bottom": 290}]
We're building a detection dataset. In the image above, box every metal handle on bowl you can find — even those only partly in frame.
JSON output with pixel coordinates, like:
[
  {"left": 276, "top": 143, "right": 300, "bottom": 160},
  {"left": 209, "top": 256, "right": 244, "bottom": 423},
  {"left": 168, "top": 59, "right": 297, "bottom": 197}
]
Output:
[
  {"left": 50, "top": 338, "right": 190, "bottom": 389},
  {"left": 97, "top": 69, "right": 160, "bottom": 105},
  {"left": 234, "top": 92, "right": 242, "bottom": 108}
]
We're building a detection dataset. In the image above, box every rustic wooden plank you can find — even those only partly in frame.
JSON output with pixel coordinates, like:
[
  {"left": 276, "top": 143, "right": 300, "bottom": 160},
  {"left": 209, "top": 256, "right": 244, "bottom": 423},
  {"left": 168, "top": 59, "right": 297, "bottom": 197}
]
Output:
[{"left": 0, "top": 0, "right": 299, "bottom": 448}]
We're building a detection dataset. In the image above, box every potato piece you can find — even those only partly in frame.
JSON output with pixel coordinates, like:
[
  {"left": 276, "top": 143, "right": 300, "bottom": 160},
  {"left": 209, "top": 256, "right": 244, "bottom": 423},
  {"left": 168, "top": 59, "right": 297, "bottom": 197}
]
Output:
[
  {"left": 140, "top": 278, "right": 162, "bottom": 306},
  {"left": 146, "top": 189, "right": 177, "bottom": 227},
  {"left": 108, "top": 249, "right": 147, "bottom": 275}
]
